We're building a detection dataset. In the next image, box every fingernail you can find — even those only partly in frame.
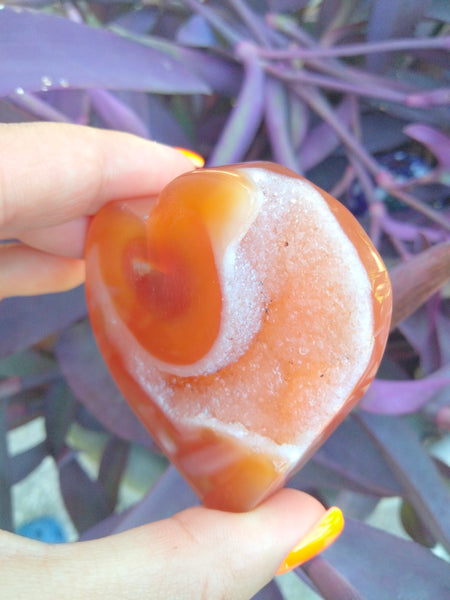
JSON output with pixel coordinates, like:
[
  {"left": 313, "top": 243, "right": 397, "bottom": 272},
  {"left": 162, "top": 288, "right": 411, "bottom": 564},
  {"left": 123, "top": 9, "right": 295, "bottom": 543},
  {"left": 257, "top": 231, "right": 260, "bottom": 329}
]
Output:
[
  {"left": 276, "top": 506, "right": 344, "bottom": 575},
  {"left": 174, "top": 147, "right": 205, "bottom": 168}
]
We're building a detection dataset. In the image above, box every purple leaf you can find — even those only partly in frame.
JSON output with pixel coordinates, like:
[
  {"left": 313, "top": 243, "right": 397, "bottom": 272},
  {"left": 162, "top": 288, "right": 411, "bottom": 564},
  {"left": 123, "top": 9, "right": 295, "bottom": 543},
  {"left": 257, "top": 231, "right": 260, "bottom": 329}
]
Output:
[
  {"left": 0, "top": 348, "right": 56, "bottom": 379},
  {"left": 0, "top": 8, "right": 209, "bottom": 97},
  {"left": 0, "top": 286, "right": 87, "bottom": 359},
  {"left": 44, "top": 381, "right": 77, "bottom": 458},
  {"left": 81, "top": 466, "right": 197, "bottom": 540},
  {"left": 147, "top": 96, "right": 192, "bottom": 147},
  {"left": 334, "top": 489, "right": 380, "bottom": 522},
  {"left": 252, "top": 580, "right": 284, "bottom": 600},
  {"left": 176, "top": 14, "right": 218, "bottom": 47},
  {"left": 380, "top": 97, "right": 450, "bottom": 130},
  {"left": 300, "top": 556, "right": 365, "bottom": 600},
  {"left": 268, "top": 0, "right": 310, "bottom": 10},
  {"left": 208, "top": 42, "right": 265, "bottom": 165},
  {"left": 98, "top": 437, "right": 130, "bottom": 512},
  {"left": 59, "top": 453, "right": 110, "bottom": 533},
  {"left": 357, "top": 412, "right": 450, "bottom": 552},
  {"left": 360, "top": 375, "right": 450, "bottom": 415},
  {"left": 110, "top": 6, "right": 159, "bottom": 35},
  {"left": 290, "top": 456, "right": 388, "bottom": 496},
  {"left": 399, "top": 302, "right": 442, "bottom": 376},
  {"left": 56, "top": 320, "right": 153, "bottom": 448},
  {"left": 426, "top": 0, "right": 450, "bottom": 23},
  {"left": 302, "top": 415, "right": 403, "bottom": 497},
  {"left": 436, "top": 311, "right": 450, "bottom": 364},
  {"left": 6, "top": 390, "right": 44, "bottom": 430},
  {"left": 366, "top": 0, "right": 432, "bottom": 72},
  {"left": 110, "top": 466, "right": 199, "bottom": 535},
  {"left": 10, "top": 441, "right": 47, "bottom": 485},
  {"left": 290, "top": 93, "right": 310, "bottom": 151},
  {"left": 400, "top": 500, "right": 437, "bottom": 548},
  {"left": 315, "top": 0, "right": 356, "bottom": 38},
  {"left": 323, "top": 517, "right": 450, "bottom": 598},
  {"left": 360, "top": 111, "right": 408, "bottom": 154},
  {"left": 264, "top": 77, "right": 301, "bottom": 172},
  {"left": 0, "top": 402, "right": 12, "bottom": 530},
  {"left": 78, "top": 504, "right": 134, "bottom": 542},
  {"left": 182, "top": 0, "right": 242, "bottom": 47},
  {"left": 179, "top": 48, "right": 241, "bottom": 95},
  {"left": 404, "top": 123, "right": 450, "bottom": 168}
]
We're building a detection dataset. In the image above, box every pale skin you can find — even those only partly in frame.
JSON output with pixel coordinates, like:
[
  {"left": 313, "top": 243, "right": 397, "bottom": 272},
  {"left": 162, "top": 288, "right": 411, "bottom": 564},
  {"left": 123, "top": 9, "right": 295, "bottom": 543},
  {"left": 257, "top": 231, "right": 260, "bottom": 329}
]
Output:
[{"left": 0, "top": 122, "right": 326, "bottom": 600}]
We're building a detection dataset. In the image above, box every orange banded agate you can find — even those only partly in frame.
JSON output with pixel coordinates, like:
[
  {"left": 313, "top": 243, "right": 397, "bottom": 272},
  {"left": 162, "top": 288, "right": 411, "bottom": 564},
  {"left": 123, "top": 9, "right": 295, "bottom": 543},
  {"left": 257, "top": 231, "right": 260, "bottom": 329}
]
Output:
[{"left": 85, "top": 162, "right": 392, "bottom": 512}]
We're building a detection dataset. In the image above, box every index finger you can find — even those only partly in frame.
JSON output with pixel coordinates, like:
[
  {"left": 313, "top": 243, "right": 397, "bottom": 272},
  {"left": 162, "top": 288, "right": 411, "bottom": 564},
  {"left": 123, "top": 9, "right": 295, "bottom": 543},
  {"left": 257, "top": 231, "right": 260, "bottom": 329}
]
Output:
[{"left": 0, "top": 122, "right": 196, "bottom": 238}]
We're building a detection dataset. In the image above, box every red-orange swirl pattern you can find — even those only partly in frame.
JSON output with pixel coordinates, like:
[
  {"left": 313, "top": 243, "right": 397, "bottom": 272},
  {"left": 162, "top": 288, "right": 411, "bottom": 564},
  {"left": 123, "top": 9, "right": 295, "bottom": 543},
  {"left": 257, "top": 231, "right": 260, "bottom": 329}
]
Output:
[{"left": 85, "top": 162, "right": 392, "bottom": 512}]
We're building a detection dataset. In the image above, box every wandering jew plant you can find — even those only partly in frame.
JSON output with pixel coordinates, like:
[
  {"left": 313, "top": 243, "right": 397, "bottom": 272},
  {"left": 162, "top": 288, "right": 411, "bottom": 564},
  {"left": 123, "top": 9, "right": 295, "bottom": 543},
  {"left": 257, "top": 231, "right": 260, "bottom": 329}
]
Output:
[{"left": 0, "top": 1, "right": 449, "bottom": 598}]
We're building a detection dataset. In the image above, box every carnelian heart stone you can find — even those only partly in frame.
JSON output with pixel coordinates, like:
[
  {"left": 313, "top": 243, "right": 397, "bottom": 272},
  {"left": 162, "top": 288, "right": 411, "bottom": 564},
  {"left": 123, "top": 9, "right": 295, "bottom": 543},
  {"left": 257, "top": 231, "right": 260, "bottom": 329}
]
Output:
[{"left": 85, "top": 162, "right": 392, "bottom": 512}]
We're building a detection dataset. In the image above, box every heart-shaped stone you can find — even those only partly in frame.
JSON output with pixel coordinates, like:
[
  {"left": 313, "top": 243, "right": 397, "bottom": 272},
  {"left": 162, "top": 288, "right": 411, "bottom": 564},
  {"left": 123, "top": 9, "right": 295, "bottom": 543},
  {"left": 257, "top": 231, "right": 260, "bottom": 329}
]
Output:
[{"left": 85, "top": 162, "right": 392, "bottom": 512}]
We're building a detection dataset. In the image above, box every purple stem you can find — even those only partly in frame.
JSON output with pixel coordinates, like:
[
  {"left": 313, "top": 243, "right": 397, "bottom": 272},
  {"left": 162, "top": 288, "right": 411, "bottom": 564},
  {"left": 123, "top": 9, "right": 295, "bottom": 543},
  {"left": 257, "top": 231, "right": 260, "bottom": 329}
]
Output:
[
  {"left": 227, "top": 0, "right": 269, "bottom": 47},
  {"left": 376, "top": 179, "right": 450, "bottom": 230},
  {"left": 272, "top": 65, "right": 408, "bottom": 104},
  {"left": 299, "top": 94, "right": 354, "bottom": 171},
  {"left": 406, "top": 88, "right": 450, "bottom": 108},
  {"left": 300, "top": 556, "right": 365, "bottom": 600},
  {"left": 329, "top": 165, "right": 355, "bottom": 199},
  {"left": 293, "top": 84, "right": 381, "bottom": 177},
  {"left": 388, "top": 231, "right": 412, "bottom": 261},
  {"left": 88, "top": 89, "right": 149, "bottom": 138},
  {"left": 8, "top": 91, "right": 71, "bottom": 122},
  {"left": 266, "top": 13, "right": 313, "bottom": 46},
  {"left": 350, "top": 153, "right": 384, "bottom": 247},
  {"left": 266, "top": 13, "right": 418, "bottom": 100},
  {"left": 381, "top": 216, "right": 447, "bottom": 245},
  {"left": 258, "top": 35, "right": 450, "bottom": 59}
]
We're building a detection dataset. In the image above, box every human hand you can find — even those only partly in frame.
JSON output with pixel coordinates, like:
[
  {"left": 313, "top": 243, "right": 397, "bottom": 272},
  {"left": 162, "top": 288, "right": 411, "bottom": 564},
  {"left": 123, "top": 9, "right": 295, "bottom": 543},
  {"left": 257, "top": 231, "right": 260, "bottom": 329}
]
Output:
[{"left": 0, "top": 122, "right": 343, "bottom": 599}]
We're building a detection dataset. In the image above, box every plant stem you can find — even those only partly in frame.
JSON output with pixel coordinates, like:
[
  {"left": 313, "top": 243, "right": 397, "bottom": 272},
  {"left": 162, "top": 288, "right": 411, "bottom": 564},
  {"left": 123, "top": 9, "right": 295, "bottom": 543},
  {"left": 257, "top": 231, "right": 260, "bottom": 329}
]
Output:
[
  {"left": 269, "top": 65, "right": 408, "bottom": 104},
  {"left": 293, "top": 84, "right": 381, "bottom": 176},
  {"left": 379, "top": 185, "right": 450, "bottom": 230},
  {"left": 258, "top": 36, "right": 450, "bottom": 59},
  {"left": 227, "top": 0, "right": 269, "bottom": 47},
  {"left": 8, "top": 91, "right": 71, "bottom": 122}
]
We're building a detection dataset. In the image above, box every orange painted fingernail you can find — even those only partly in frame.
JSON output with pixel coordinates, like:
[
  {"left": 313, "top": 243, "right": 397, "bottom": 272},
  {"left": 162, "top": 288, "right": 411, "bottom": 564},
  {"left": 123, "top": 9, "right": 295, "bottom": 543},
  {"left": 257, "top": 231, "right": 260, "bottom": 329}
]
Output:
[
  {"left": 276, "top": 506, "right": 344, "bottom": 575},
  {"left": 174, "top": 147, "right": 205, "bottom": 168}
]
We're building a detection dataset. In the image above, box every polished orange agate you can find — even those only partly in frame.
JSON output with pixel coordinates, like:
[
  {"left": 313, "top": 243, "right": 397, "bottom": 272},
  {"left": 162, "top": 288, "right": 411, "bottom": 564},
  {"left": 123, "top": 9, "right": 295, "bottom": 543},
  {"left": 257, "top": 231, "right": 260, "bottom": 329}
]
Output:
[{"left": 85, "top": 162, "right": 392, "bottom": 512}]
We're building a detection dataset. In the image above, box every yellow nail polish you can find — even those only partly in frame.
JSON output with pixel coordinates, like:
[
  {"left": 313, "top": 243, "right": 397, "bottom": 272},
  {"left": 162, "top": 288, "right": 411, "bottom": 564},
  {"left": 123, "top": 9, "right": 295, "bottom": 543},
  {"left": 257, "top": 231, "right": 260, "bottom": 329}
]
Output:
[
  {"left": 276, "top": 506, "right": 344, "bottom": 575},
  {"left": 174, "top": 147, "right": 205, "bottom": 168}
]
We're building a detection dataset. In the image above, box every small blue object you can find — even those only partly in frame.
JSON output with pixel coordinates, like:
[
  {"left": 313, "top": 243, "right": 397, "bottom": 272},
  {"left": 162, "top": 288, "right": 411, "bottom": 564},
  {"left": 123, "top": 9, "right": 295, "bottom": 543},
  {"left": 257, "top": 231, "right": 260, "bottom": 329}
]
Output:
[
  {"left": 17, "top": 516, "right": 66, "bottom": 543},
  {"left": 346, "top": 151, "right": 432, "bottom": 216}
]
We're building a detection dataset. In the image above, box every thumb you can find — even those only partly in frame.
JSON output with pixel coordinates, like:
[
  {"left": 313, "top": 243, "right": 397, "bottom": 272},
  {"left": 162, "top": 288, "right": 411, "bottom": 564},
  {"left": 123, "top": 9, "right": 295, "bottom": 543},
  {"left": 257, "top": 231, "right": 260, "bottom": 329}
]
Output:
[{"left": 40, "top": 489, "right": 336, "bottom": 600}]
